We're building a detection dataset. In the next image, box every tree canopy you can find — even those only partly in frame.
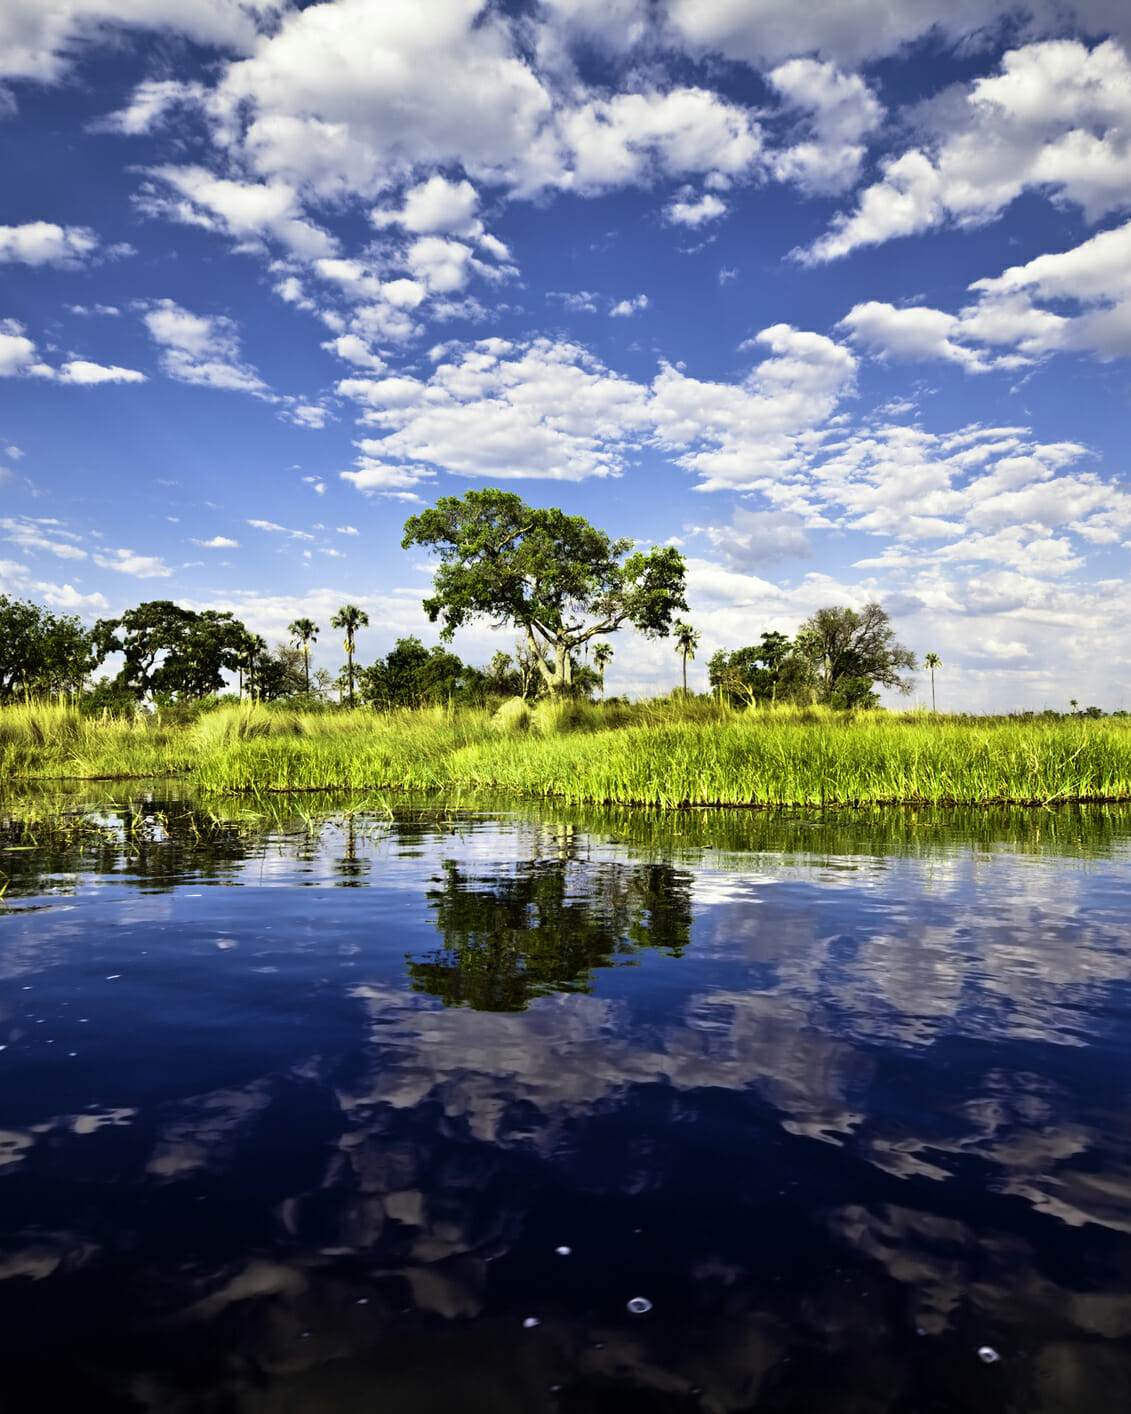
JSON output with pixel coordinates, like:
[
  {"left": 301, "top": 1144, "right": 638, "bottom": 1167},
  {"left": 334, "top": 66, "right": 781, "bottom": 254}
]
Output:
[
  {"left": 0, "top": 595, "right": 97, "bottom": 701},
  {"left": 94, "top": 601, "right": 250, "bottom": 701},
  {"left": 402, "top": 489, "right": 688, "bottom": 694},
  {"left": 797, "top": 603, "right": 916, "bottom": 705}
]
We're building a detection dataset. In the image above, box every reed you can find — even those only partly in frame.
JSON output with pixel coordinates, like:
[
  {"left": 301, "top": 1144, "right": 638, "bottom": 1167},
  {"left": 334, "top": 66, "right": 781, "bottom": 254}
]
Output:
[{"left": 4, "top": 698, "right": 1131, "bottom": 807}]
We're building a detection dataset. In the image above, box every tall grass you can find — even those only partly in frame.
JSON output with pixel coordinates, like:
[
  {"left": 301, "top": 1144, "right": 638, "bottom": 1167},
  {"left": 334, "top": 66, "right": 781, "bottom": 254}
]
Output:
[{"left": 5, "top": 697, "right": 1131, "bottom": 806}]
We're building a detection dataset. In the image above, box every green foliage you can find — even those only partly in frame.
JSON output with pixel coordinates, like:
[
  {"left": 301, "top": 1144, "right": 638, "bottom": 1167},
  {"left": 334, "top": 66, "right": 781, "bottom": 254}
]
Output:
[
  {"left": 0, "top": 595, "right": 98, "bottom": 700},
  {"left": 359, "top": 635, "right": 470, "bottom": 708},
  {"left": 401, "top": 488, "right": 688, "bottom": 695},
  {"left": 96, "top": 600, "right": 250, "bottom": 701},
  {"left": 709, "top": 631, "right": 810, "bottom": 706},
  {"left": 798, "top": 603, "right": 916, "bottom": 701}
]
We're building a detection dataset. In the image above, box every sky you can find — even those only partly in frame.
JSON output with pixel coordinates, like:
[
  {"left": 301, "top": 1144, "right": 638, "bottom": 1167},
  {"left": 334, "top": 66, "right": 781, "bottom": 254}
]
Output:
[{"left": 2, "top": 0, "right": 1131, "bottom": 711}]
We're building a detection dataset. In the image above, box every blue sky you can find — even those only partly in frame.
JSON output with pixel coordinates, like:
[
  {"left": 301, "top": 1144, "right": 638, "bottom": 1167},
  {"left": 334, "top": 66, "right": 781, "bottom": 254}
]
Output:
[{"left": 2, "top": 0, "right": 1131, "bottom": 710}]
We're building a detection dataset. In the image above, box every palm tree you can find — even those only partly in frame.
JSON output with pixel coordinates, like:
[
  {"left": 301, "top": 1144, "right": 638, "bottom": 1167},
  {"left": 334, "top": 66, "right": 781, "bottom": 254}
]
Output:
[
  {"left": 673, "top": 620, "right": 700, "bottom": 697},
  {"left": 593, "top": 642, "right": 613, "bottom": 701},
  {"left": 288, "top": 617, "right": 319, "bottom": 693},
  {"left": 924, "top": 653, "right": 941, "bottom": 713},
  {"left": 244, "top": 633, "right": 267, "bottom": 700},
  {"left": 330, "top": 604, "right": 369, "bottom": 706}
]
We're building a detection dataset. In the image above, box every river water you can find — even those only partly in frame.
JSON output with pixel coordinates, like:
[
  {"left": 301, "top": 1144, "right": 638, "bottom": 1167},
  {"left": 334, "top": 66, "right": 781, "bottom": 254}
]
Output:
[{"left": 2, "top": 792, "right": 1131, "bottom": 1412}]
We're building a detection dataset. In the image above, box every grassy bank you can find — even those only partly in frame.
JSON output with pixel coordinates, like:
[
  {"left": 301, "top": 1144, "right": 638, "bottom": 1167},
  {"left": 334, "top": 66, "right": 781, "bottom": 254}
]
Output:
[{"left": 4, "top": 697, "right": 1131, "bottom": 806}]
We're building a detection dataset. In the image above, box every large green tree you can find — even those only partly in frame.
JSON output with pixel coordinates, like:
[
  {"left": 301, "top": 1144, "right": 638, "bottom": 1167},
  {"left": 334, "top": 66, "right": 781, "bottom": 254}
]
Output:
[
  {"left": 797, "top": 603, "right": 916, "bottom": 705},
  {"left": 401, "top": 489, "right": 688, "bottom": 695},
  {"left": 359, "top": 636, "right": 468, "bottom": 708},
  {"left": 708, "top": 631, "right": 802, "bottom": 707},
  {"left": 95, "top": 601, "right": 250, "bottom": 701},
  {"left": 0, "top": 596, "right": 98, "bottom": 700}
]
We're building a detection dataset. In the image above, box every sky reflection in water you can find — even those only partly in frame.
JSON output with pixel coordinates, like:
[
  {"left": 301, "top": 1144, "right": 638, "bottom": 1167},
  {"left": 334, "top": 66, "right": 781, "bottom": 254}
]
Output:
[{"left": 1, "top": 796, "right": 1131, "bottom": 1412}]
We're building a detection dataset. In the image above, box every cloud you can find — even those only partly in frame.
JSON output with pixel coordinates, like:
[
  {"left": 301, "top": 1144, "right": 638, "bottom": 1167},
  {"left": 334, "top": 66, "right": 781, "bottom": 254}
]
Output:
[
  {"left": 800, "top": 38, "right": 1131, "bottom": 263},
  {"left": 0, "top": 320, "right": 50, "bottom": 377},
  {"left": 34, "top": 581, "right": 109, "bottom": 612},
  {"left": 767, "top": 58, "right": 884, "bottom": 195},
  {"left": 696, "top": 507, "right": 813, "bottom": 569},
  {"left": 664, "top": 192, "right": 727, "bottom": 227},
  {"left": 194, "top": 536, "right": 239, "bottom": 548},
  {"left": 95, "top": 77, "right": 206, "bottom": 135},
  {"left": 92, "top": 547, "right": 173, "bottom": 577},
  {"left": 371, "top": 175, "right": 483, "bottom": 237},
  {"left": 0, "top": 222, "right": 99, "bottom": 266},
  {"left": 1, "top": 517, "right": 88, "bottom": 560},
  {"left": 548, "top": 290, "right": 599, "bottom": 313},
  {"left": 609, "top": 294, "right": 649, "bottom": 317},
  {"left": 333, "top": 326, "right": 858, "bottom": 496},
  {"left": 140, "top": 299, "right": 269, "bottom": 395},
  {"left": 247, "top": 519, "right": 315, "bottom": 540},
  {"left": 56, "top": 360, "right": 147, "bottom": 385},
  {"left": 138, "top": 165, "right": 338, "bottom": 261},
  {"left": 0, "top": 0, "right": 281, "bottom": 86},
  {"left": 665, "top": 0, "right": 1131, "bottom": 69},
  {"left": 842, "top": 218, "right": 1131, "bottom": 367}
]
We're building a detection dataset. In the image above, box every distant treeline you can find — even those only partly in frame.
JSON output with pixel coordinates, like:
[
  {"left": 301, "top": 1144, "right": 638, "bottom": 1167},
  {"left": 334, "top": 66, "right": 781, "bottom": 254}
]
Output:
[{"left": 0, "top": 594, "right": 604, "bottom": 711}]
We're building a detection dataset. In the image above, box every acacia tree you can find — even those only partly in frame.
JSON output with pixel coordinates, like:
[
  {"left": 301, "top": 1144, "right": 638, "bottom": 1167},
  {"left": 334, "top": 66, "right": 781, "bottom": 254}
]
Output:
[
  {"left": 288, "top": 617, "right": 319, "bottom": 693},
  {"left": 95, "top": 601, "right": 248, "bottom": 701},
  {"left": 673, "top": 620, "right": 700, "bottom": 697},
  {"left": 331, "top": 604, "right": 369, "bottom": 706},
  {"left": 924, "top": 653, "right": 941, "bottom": 712},
  {"left": 797, "top": 603, "right": 916, "bottom": 705},
  {"left": 401, "top": 490, "right": 687, "bottom": 695}
]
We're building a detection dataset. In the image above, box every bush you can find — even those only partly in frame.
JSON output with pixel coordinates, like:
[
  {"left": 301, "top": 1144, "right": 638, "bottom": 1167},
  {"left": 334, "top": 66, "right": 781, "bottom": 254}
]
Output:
[
  {"left": 491, "top": 696, "right": 532, "bottom": 734},
  {"left": 531, "top": 697, "right": 602, "bottom": 735}
]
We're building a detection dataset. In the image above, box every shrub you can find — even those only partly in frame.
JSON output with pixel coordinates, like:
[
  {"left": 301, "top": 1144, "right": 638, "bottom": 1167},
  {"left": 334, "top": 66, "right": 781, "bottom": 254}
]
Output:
[{"left": 492, "top": 696, "right": 532, "bottom": 734}]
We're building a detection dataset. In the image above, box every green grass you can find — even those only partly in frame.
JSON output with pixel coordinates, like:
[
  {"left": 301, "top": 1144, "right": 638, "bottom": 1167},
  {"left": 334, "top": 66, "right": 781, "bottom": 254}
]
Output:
[{"left": 4, "top": 697, "right": 1131, "bottom": 807}]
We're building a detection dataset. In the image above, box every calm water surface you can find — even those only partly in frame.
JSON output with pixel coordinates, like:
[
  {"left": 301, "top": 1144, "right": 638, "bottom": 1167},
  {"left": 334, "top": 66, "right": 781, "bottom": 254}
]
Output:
[{"left": 2, "top": 793, "right": 1131, "bottom": 1412}]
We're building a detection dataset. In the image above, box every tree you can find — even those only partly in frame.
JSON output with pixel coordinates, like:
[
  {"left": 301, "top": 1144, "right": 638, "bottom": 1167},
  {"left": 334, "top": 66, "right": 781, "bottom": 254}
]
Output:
[
  {"left": 796, "top": 603, "right": 916, "bottom": 704},
  {"left": 0, "top": 596, "right": 99, "bottom": 700},
  {"left": 288, "top": 617, "right": 319, "bottom": 693},
  {"left": 593, "top": 642, "right": 613, "bottom": 701},
  {"left": 708, "top": 632, "right": 806, "bottom": 708},
  {"left": 359, "top": 636, "right": 469, "bottom": 708},
  {"left": 401, "top": 489, "right": 687, "bottom": 696},
  {"left": 673, "top": 620, "right": 700, "bottom": 697},
  {"left": 254, "top": 643, "right": 309, "bottom": 701},
  {"left": 331, "top": 605, "right": 369, "bottom": 706},
  {"left": 924, "top": 652, "right": 941, "bottom": 713},
  {"left": 95, "top": 601, "right": 249, "bottom": 701},
  {"left": 242, "top": 633, "right": 268, "bottom": 699}
]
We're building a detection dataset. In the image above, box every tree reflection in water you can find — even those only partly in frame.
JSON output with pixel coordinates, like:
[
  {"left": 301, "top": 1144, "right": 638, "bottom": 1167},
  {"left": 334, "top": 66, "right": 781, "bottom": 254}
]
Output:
[{"left": 409, "top": 840, "right": 692, "bottom": 1010}]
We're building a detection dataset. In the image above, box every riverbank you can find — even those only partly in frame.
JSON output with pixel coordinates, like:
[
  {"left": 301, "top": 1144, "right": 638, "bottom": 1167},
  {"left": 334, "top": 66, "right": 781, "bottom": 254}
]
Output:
[{"left": 3, "top": 698, "right": 1131, "bottom": 807}]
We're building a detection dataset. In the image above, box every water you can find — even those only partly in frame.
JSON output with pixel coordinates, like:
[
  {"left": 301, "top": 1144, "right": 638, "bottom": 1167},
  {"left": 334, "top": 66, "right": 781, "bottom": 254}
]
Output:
[{"left": 2, "top": 792, "right": 1131, "bottom": 1412}]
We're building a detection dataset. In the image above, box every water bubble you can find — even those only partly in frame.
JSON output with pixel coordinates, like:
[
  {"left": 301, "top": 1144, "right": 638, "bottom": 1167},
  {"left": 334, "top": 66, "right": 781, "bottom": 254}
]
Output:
[
  {"left": 627, "top": 1297, "right": 652, "bottom": 1315},
  {"left": 555, "top": 1245, "right": 571, "bottom": 1256},
  {"left": 523, "top": 1317, "right": 541, "bottom": 1329},
  {"left": 978, "top": 1346, "right": 1001, "bottom": 1365},
  {"left": 105, "top": 975, "right": 121, "bottom": 981}
]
